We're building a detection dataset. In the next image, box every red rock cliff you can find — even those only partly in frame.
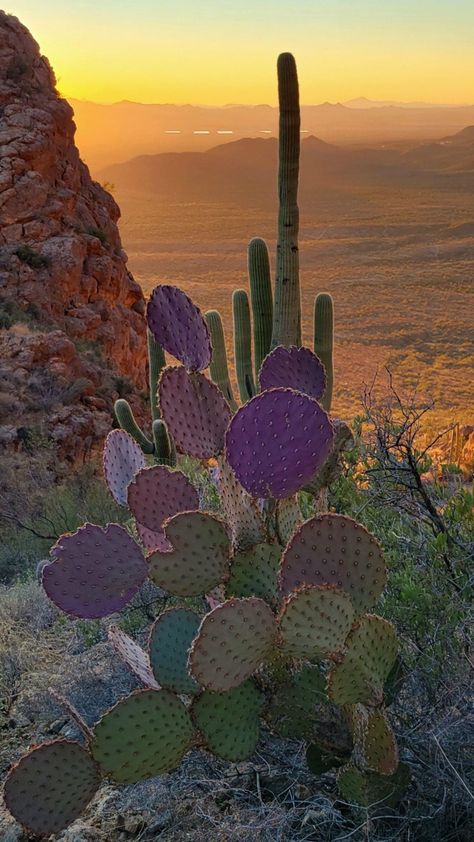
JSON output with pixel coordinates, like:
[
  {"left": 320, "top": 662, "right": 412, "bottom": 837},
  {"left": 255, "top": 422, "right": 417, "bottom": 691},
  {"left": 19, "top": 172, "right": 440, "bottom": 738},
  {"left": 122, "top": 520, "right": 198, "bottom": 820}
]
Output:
[
  {"left": 0, "top": 12, "right": 148, "bottom": 460},
  {"left": 0, "top": 11, "right": 146, "bottom": 381}
]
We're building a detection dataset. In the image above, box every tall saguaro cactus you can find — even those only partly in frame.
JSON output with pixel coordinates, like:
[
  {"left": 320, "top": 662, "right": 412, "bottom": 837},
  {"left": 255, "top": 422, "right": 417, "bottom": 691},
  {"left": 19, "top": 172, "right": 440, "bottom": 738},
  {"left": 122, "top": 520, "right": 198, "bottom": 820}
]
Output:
[{"left": 271, "top": 52, "right": 301, "bottom": 349}]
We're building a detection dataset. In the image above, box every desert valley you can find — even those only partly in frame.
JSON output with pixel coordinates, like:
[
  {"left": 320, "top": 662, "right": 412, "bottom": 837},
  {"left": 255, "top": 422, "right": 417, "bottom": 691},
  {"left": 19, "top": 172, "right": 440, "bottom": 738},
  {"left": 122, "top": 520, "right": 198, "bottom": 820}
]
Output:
[{"left": 80, "top": 122, "right": 474, "bottom": 426}]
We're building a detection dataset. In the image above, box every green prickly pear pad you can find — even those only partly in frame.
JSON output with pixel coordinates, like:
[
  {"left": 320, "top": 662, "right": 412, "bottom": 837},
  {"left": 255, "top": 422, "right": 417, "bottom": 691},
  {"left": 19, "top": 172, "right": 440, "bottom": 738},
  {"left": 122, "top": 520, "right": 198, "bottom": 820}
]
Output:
[
  {"left": 328, "top": 615, "right": 399, "bottom": 706},
  {"left": 265, "top": 664, "right": 328, "bottom": 740},
  {"left": 91, "top": 689, "right": 194, "bottom": 783},
  {"left": 305, "top": 743, "right": 345, "bottom": 775},
  {"left": 226, "top": 543, "right": 281, "bottom": 602},
  {"left": 276, "top": 495, "right": 302, "bottom": 546},
  {"left": 4, "top": 740, "right": 101, "bottom": 837},
  {"left": 337, "top": 762, "right": 410, "bottom": 808},
  {"left": 216, "top": 457, "right": 266, "bottom": 551},
  {"left": 351, "top": 705, "right": 399, "bottom": 776},
  {"left": 149, "top": 607, "right": 201, "bottom": 695},
  {"left": 278, "top": 584, "right": 355, "bottom": 659},
  {"left": 148, "top": 510, "right": 231, "bottom": 596},
  {"left": 189, "top": 597, "right": 277, "bottom": 692},
  {"left": 279, "top": 513, "right": 386, "bottom": 615},
  {"left": 191, "top": 680, "right": 263, "bottom": 761}
]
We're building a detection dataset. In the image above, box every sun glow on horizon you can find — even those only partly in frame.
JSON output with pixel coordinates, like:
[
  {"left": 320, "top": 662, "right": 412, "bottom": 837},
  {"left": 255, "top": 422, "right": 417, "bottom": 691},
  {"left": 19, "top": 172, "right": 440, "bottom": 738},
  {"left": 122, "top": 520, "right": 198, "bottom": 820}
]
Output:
[{"left": 5, "top": 0, "right": 474, "bottom": 106}]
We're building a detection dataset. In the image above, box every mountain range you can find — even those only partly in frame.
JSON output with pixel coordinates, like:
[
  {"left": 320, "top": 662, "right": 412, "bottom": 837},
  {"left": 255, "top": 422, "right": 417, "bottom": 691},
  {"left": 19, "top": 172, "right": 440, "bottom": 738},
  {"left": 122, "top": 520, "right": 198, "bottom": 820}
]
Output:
[
  {"left": 98, "top": 127, "right": 474, "bottom": 207},
  {"left": 71, "top": 98, "right": 474, "bottom": 171}
]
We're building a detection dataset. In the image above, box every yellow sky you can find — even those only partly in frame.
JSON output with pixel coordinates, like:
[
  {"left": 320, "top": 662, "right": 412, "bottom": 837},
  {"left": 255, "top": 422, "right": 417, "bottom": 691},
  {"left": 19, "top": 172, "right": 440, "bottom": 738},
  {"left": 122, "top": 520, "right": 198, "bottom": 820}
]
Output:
[{"left": 6, "top": 1, "right": 474, "bottom": 105}]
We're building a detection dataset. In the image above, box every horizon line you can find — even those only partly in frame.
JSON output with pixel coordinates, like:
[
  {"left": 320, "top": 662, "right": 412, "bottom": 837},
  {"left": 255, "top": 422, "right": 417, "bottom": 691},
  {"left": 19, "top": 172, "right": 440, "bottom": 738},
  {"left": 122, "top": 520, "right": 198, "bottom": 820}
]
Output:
[{"left": 64, "top": 95, "right": 474, "bottom": 109}]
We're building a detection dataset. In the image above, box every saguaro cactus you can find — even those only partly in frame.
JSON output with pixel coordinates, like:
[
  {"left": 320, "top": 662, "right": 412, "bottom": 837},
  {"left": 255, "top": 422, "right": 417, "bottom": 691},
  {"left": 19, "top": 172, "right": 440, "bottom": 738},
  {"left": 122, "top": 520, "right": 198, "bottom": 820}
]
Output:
[
  {"left": 114, "top": 328, "right": 175, "bottom": 463},
  {"left": 271, "top": 52, "right": 301, "bottom": 349},
  {"left": 248, "top": 237, "right": 273, "bottom": 380},
  {"left": 205, "top": 309, "right": 237, "bottom": 410},
  {"left": 205, "top": 53, "right": 336, "bottom": 409},
  {"left": 233, "top": 289, "right": 256, "bottom": 403},
  {"left": 314, "top": 292, "right": 334, "bottom": 412}
]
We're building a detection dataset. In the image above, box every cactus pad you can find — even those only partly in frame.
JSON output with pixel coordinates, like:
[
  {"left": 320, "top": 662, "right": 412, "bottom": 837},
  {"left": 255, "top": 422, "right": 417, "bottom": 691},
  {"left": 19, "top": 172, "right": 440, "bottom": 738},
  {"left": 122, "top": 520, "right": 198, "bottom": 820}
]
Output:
[
  {"left": 103, "top": 429, "right": 145, "bottom": 506},
  {"left": 216, "top": 457, "right": 266, "bottom": 550},
  {"left": 136, "top": 520, "right": 172, "bottom": 552},
  {"left": 337, "top": 762, "right": 410, "bottom": 808},
  {"left": 266, "top": 664, "right": 328, "bottom": 740},
  {"left": 278, "top": 585, "right": 355, "bottom": 659},
  {"left": 4, "top": 740, "right": 101, "bottom": 836},
  {"left": 127, "top": 465, "right": 198, "bottom": 536},
  {"left": 276, "top": 495, "right": 301, "bottom": 545},
  {"left": 108, "top": 626, "right": 160, "bottom": 690},
  {"left": 328, "top": 615, "right": 399, "bottom": 706},
  {"left": 225, "top": 388, "right": 334, "bottom": 498},
  {"left": 279, "top": 514, "right": 386, "bottom": 615},
  {"left": 159, "top": 367, "right": 231, "bottom": 459},
  {"left": 148, "top": 511, "right": 230, "bottom": 596},
  {"left": 147, "top": 284, "right": 211, "bottom": 371},
  {"left": 92, "top": 689, "right": 194, "bottom": 782},
  {"left": 352, "top": 706, "right": 399, "bottom": 776},
  {"left": 43, "top": 524, "right": 147, "bottom": 619},
  {"left": 149, "top": 608, "right": 201, "bottom": 695},
  {"left": 226, "top": 543, "right": 281, "bottom": 602},
  {"left": 259, "top": 345, "right": 326, "bottom": 401},
  {"left": 189, "top": 597, "right": 277, "bottom": 691},
  {"left": 306, "top": 743, "right": 345, "bottom": 775},
  {"left": 191, "top": 680, "right": 263, "bottom": 761}
]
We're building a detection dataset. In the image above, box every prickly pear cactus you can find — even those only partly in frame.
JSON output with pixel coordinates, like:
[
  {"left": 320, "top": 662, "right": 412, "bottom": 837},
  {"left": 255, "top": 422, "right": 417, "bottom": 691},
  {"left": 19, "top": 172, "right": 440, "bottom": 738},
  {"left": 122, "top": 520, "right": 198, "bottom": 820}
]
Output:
[
  {"left": 6, "top": 284, "right": 406, "bottom": 830},
  {"left": 3, "top": 51, "right": 408, "bottom": 836}
]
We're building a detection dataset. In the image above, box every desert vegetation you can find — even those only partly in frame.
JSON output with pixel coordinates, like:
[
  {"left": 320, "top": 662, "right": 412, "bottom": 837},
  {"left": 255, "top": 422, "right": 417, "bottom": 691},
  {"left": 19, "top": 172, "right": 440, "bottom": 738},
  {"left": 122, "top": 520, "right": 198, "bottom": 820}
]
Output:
[{"left": 0, "top": 49, "right": 473, "bottom": 842}]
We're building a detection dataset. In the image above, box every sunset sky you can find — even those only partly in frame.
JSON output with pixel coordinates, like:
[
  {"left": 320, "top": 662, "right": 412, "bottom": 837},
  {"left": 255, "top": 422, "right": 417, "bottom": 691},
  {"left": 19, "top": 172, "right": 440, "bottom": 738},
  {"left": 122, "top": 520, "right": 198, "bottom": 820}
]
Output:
[{"left": 6, "top": 1, "right": 474, "bottom": 105}]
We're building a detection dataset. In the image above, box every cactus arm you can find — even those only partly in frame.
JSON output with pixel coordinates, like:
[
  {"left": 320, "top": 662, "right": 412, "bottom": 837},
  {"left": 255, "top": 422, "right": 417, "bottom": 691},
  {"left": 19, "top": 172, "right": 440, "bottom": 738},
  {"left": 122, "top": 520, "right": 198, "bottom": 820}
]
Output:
[
  {"left": 271, "top": 52, "right": 301, "bottom": 349},
  {"left": 233, "top": 289, "right": 256, "bottom": 403},
  {"left": 152, "top": 419, "right": 177, "bottom": 466},
  {"left": 147, "top": 329, "right": 166, "bottom": 422},
  {"left": 313, "top": 293, "right": 334, "bottom": 412},
  {"left": 248, "top": 238, "right": 273, "bottom": 382},
  {"left": 205, "top": 310, "right": 238, "bottom": 411},
  {"left": 114, "top": 398, "right": 154, "bottom": 454}
]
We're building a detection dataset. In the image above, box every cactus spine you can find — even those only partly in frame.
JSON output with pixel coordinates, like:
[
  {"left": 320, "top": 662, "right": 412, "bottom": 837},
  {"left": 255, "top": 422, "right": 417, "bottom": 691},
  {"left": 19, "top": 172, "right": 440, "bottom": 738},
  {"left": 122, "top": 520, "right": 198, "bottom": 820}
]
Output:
[
  {"left": 205, "top": 310, "right": 237, "bottom": 411},
  {"left": 271, "top": 52, "right": 301, "bottom": 349},
  {"left": 233, "top": 289, "right": 256, "bottom": 403},
  {"left": 248, "top": 238, "right": 273, "bottom": 382},
  {"left": 314, "top": 293, "right": 334, "bottom": 412}
]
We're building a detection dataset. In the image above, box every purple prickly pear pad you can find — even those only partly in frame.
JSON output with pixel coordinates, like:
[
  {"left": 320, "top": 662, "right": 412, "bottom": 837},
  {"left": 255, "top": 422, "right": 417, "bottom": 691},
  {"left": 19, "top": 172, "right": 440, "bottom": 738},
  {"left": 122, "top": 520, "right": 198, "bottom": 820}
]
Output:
[
  {"left": 147, "top": 284, "right": 212, "bottom": 371},
  {"left": 225, "top": 388, "right": 334, "bottom": 499},
  {"left": 43, "top": 523, "right": 147, "bottom": 618},
  {"left": 159, "top": 367, "right": 232, "bottom": 459},
  {"left": 259, "top": 345, "right": 326, "bottom": 401},
  {"left": 136, "top": 521, "right": 173, "bottom": 553},
  {"left": 127, "top": 465, "right": 199, "bottom": 542},
  {"left": 103, "top": 430, "right": 146, "bottom": 506}
]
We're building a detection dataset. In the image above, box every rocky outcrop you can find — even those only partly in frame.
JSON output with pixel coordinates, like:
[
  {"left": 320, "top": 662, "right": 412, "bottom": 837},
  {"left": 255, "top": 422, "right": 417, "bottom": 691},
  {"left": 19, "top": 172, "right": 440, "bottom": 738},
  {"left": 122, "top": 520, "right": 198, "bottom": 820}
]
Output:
[{"left": 0, "top": 12, "right": 148, "bottom": 460}]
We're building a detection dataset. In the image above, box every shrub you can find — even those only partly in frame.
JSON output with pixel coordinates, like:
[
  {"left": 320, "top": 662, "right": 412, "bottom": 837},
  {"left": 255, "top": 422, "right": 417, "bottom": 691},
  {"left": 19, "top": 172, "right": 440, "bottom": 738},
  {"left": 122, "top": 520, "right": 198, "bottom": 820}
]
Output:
[
  {"left": 86, "top": 226, "right": 107, "bottom": 245},
  {"left": 15, "top": 245, "right": 51, "bottom": 269}
]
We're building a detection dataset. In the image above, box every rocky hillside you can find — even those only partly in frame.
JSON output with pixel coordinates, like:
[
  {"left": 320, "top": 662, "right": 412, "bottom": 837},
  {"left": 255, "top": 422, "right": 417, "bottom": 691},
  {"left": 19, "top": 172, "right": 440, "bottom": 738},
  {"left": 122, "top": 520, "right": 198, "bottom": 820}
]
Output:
[{"left": 0, "top": 12, "right": 147, "bottom": 461}]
